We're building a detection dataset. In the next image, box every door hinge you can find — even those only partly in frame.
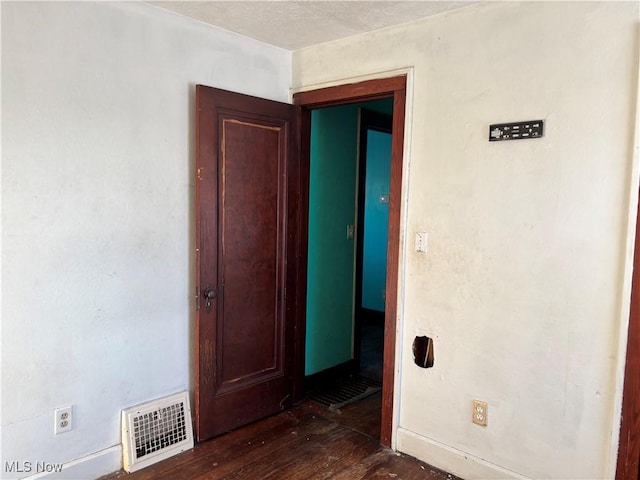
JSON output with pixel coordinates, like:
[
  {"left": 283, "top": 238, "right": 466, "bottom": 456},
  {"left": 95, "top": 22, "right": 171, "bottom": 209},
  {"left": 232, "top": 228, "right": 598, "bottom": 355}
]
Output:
[{"left": 195, "top": 286, "right": 199, "bottom": 311}]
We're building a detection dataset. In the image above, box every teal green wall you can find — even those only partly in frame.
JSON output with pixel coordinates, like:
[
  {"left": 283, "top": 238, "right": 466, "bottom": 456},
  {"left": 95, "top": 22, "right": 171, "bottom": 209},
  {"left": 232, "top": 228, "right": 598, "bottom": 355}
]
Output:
[
  {"left": 361, "top": 130, "right": 392, "bottom": 312},
  {"left": 305, "top": 98, "right": 393, "bottom": 376},
  {"left": 305, "top": 105, "right": 359, "bottom": 375}
]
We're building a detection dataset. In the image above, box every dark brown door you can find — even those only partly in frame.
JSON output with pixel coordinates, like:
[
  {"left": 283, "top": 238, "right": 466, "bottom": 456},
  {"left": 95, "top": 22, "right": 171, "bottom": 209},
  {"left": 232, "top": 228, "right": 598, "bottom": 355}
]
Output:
[{"left": 195, "top": 86, "right": 300, "bottom": 441}]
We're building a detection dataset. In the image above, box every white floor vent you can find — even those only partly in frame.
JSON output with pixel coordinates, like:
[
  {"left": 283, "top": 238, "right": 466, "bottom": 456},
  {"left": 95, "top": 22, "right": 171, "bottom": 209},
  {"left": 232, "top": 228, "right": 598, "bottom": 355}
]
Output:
[{"left": 121, "top": 391, "right": 194, "bottom": 473}]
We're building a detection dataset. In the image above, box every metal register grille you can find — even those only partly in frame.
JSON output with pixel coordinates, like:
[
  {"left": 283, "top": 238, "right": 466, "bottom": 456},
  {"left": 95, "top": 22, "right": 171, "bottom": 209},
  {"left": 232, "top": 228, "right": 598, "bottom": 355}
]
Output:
[
  {"left": 133, "top": 402, "right": 186, "bottom": 458},
  {"left": 310, "top": 374, "right": 381, "bottom": 410},
  {"left": 122, "top": 392, "right": 194, "bottom": 473}
]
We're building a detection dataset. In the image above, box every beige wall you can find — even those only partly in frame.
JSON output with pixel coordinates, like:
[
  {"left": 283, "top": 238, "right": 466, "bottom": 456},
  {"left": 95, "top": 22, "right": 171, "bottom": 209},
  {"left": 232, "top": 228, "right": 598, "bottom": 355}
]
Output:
[{"left": 293, "top": 2, "right": 639, "bottom": 478}]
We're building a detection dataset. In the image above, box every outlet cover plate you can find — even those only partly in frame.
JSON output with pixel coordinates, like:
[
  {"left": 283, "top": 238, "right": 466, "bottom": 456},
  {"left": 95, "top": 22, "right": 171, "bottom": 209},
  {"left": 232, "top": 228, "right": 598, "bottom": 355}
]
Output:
[
  {"left": 472, "top": 400, "right": 487, "bottom": 427},
  {"left": 55, "top": 406, "right": 72, "bottom": 434}
]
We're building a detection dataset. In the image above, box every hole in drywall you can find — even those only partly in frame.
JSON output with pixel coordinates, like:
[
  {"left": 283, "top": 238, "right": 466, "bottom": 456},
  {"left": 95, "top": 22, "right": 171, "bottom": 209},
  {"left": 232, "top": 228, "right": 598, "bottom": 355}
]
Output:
[{"left": 413, "top": 336, "right": 434, "bottom": 368}]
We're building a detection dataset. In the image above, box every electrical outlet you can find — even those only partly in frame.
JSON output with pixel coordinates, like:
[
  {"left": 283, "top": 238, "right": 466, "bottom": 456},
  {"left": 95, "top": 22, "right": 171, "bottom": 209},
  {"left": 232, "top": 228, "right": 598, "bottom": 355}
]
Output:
[
  {"left": 472, "top": 400, "right": 487, "bottom": 427},
  {"left": 54, "top": 406, "right": 72, "bottom": 434}
]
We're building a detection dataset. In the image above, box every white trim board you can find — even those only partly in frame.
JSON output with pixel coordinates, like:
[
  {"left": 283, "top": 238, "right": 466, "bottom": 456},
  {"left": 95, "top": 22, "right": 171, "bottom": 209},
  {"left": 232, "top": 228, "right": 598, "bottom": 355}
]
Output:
[
  {"left": 396, "top": 428, "right": 531, "bottom": 480},
  {"left": 22, "top": 445, "right": 122, "bottom": 480}
]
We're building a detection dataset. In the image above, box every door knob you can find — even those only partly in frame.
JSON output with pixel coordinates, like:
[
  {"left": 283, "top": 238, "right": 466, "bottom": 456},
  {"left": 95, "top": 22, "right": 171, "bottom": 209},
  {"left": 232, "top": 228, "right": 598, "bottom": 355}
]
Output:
[{"left": 203, "top": 287, "right": 217, "bottom": 312}]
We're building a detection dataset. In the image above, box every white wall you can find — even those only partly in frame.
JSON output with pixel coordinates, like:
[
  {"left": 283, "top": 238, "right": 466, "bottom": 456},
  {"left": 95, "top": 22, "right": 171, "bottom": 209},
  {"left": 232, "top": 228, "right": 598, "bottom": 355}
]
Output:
[
  {"left": 293, "top": 2, "right": 639, "bottom": 479},
  {"left": 1, "top": 2, "right": 289, "bottom": 478}
]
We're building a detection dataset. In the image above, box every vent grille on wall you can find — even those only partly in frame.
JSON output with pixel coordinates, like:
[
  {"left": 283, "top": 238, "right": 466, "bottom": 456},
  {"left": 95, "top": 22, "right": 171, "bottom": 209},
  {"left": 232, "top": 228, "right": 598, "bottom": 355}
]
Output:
[{"left": 121, "top": 391, "right": 194, "bottom": 473}]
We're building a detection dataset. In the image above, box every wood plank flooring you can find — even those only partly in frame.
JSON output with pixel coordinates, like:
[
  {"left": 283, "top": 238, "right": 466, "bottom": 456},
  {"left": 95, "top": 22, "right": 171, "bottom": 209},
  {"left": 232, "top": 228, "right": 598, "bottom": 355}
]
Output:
[
  {"left": 102, "top": 395, "right": 459, "bottom": 480},
  {"left": 303, "top": 388, "right": 383, "bottom": 439}
]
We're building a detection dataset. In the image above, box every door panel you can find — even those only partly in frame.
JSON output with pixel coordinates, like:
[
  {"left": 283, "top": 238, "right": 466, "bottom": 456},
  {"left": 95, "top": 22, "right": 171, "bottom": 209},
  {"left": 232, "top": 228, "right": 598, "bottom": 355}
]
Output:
[
  {"left": 218, "top": 118, "right": 283, "bottom": 392},
  {"left": 195, "top": 86, "right": 299, "bottom": 441}
]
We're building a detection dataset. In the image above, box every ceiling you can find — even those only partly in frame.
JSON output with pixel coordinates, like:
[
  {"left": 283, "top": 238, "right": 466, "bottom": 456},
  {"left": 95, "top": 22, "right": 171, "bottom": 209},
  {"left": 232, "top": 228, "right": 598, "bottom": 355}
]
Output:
[{"left": 148, "top": 1, "right": 476, "bottom": 50}]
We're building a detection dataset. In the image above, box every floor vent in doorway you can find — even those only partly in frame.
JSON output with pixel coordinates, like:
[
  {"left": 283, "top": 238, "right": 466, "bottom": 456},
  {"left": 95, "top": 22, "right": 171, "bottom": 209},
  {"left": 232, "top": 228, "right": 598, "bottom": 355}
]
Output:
[
  {"left": 310, "top": 374, "right": 382, "bottom": 410},
  {"left": 121, "top": 391, "right": 194, "bottom": 473}
]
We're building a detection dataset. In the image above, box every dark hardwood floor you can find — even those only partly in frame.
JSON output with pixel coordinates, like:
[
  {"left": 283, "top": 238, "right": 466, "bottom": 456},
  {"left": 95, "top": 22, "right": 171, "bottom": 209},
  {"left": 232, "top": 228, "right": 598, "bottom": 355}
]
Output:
[{"left": 102, "top": 395, "right": 459, "bottom": 480}]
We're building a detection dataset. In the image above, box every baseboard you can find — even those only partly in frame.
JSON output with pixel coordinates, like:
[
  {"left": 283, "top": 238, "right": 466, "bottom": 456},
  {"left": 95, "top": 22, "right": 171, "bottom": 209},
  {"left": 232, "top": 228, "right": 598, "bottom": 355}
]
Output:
[
  {"left": 396, "top": 428, "right": 530, "bottom": 480},
  {"left": 23, "top": 445, "right": 122, "bottom": 480}
]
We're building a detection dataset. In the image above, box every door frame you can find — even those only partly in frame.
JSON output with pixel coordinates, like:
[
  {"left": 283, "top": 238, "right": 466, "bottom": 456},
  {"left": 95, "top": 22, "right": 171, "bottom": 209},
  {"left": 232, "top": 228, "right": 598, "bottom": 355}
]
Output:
[
  {"left": 292, "top": 75, "right": 407, "bottom": 447},
  {"left": 617, "top": 188, "right": 640, "bottom": 480}
]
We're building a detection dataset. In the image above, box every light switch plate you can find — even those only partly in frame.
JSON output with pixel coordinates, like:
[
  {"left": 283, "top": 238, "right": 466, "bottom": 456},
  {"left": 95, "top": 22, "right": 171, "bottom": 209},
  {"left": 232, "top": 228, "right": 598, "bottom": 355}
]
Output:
[
  {"left": 346, "top": 224, "right": 354, "bottom": 240},
  {"left": 415, "top": 232, "right": 427, "bottom": 253}
]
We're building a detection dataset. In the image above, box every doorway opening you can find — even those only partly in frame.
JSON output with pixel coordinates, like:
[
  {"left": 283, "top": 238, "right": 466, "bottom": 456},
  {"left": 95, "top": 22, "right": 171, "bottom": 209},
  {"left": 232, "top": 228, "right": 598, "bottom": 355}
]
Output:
[
  {"left": 293, "top": 75, "right": 407, "bottom": 447},
  {"left": 303, "top": 99, "right": 393, "bottom": 439}
]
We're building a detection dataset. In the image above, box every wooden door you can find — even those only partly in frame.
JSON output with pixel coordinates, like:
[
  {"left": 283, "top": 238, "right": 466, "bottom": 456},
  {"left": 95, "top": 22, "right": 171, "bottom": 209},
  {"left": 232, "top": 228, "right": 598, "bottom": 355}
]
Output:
[{"left": 195, "top": 86, "right": 300, "bottom": 441}]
